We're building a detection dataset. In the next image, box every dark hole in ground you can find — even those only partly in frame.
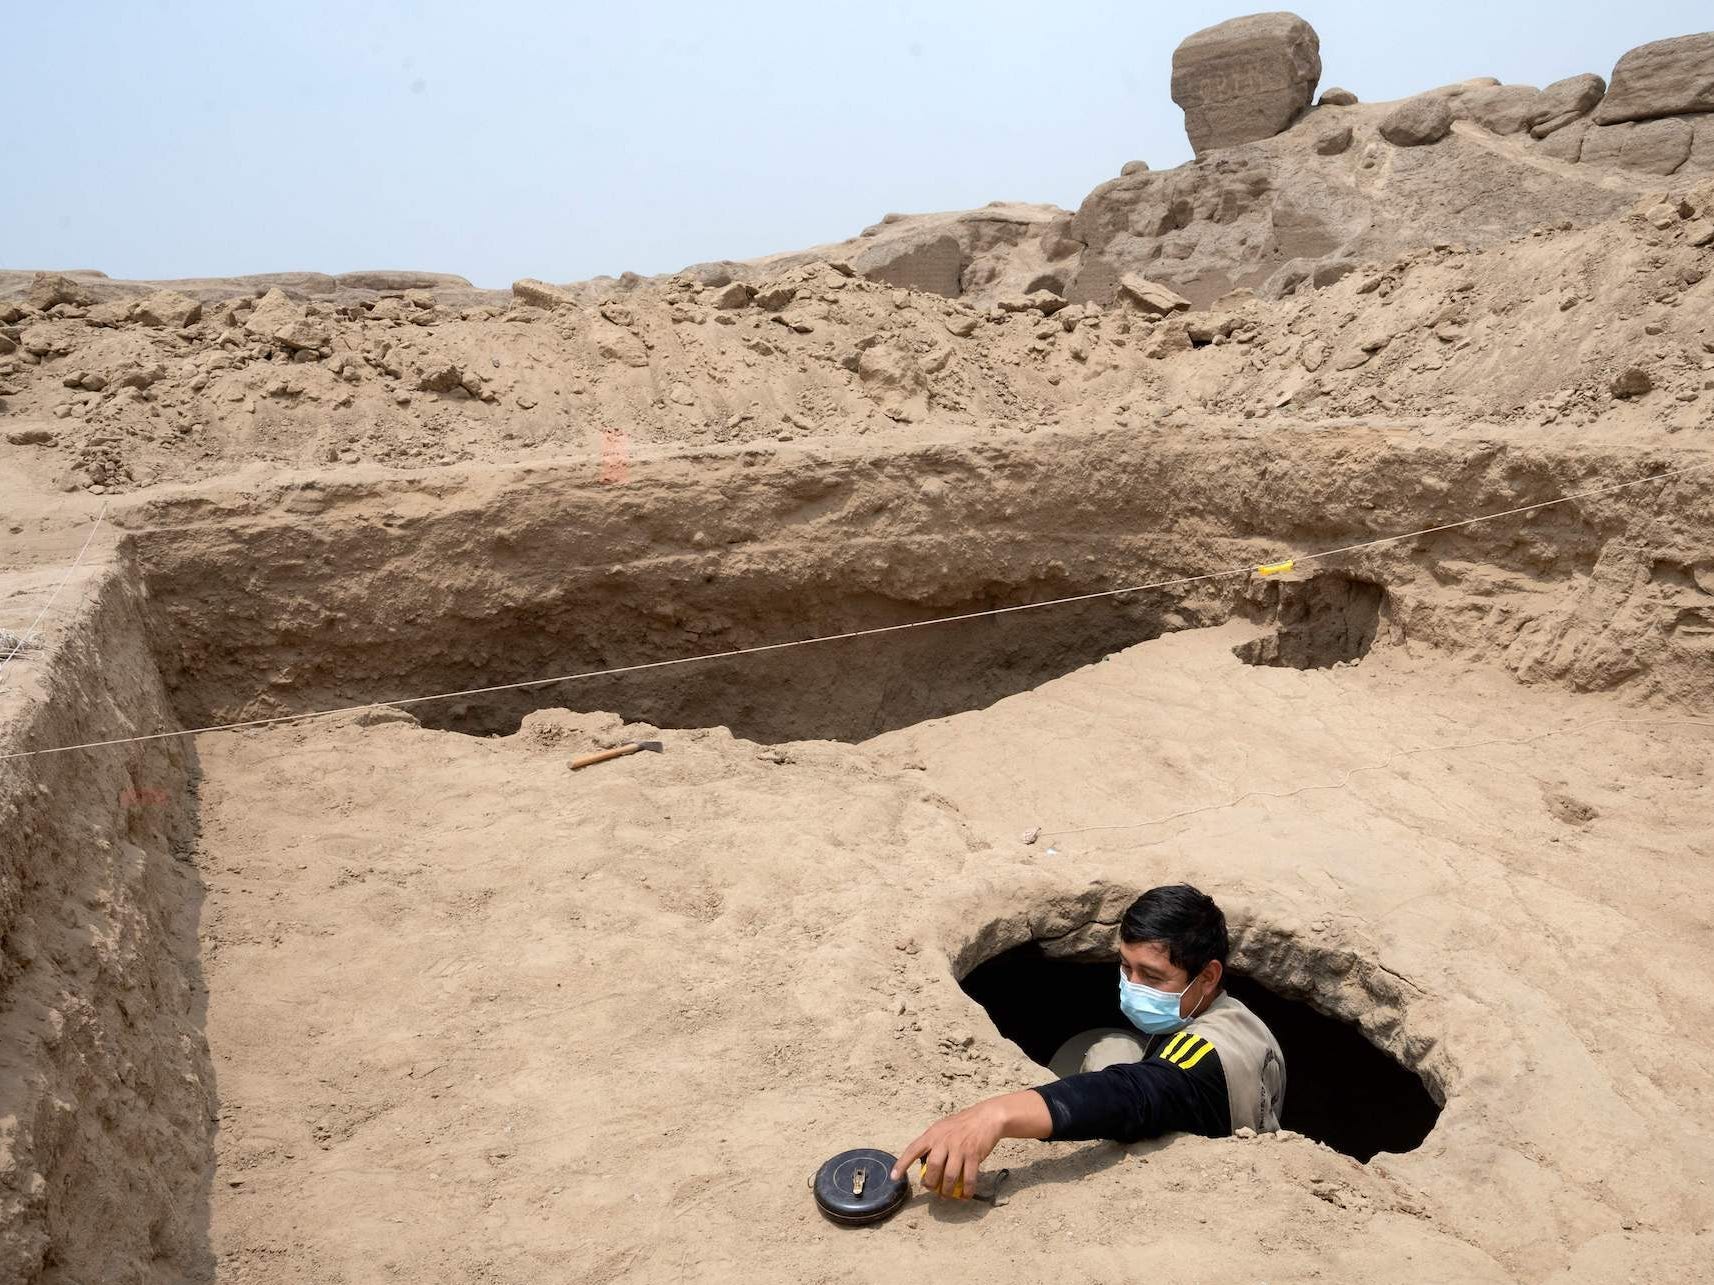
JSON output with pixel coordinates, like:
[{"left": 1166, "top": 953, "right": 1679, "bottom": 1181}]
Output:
[
  {"left": 959, "top": 942, "right": 1440, "bottom": 1162},
  {"left": 414, "top": 594, "right": 1200, "bottom": 744},
  {"left": 1234, "top": 573, "right": 1383, "bottom": 670}
]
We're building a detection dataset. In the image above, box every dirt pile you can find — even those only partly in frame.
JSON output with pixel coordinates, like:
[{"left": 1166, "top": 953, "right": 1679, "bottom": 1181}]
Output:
[{"left": 1, "top": 176, "right": 1711, "bottom": 505}]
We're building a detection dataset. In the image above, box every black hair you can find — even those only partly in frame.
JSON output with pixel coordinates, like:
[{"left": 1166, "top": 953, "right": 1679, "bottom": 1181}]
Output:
[{"left": 1119, "top": 884, "right": 1228, "bottom": 982}]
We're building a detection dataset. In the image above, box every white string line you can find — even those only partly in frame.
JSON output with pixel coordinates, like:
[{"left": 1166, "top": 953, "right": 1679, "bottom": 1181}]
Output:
[
  {"left": 1284, "top": 461, "right": 1709, "bottom": 563},
  {"left": 1038, "top": 716, "right": 1714, "bottom": 841},
  {"left": 0, "top": 460, "right": 1708, "bottom": 764},
  {"left": 0, "top": 503, "right": 108, "bottom": 689}
]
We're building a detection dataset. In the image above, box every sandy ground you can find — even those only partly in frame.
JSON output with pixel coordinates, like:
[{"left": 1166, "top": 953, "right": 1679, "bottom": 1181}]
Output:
[{"left": 189, "top": 623, "right": 1714, "bottom": 1283}]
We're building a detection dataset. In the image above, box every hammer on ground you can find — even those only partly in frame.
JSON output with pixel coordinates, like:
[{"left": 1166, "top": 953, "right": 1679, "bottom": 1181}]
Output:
[{"left": 567, "top": 740, "right": 664, "bottom": 771}]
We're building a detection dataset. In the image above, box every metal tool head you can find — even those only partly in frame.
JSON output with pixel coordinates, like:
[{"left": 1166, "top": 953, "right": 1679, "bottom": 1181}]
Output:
[{"left": 631, "top": 740, "right": 664, "bottom": 753}]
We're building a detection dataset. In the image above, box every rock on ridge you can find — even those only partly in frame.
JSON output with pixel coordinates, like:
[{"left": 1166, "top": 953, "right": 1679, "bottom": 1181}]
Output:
[
  {"left": 1170, "top": 11, "right": 1321, "bottom": 155},
  {"left": 1593, "top": 32, "right": 1714, "bottom": 124}
]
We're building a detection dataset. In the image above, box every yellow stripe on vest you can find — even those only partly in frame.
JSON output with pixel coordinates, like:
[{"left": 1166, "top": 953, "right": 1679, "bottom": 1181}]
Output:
[
  {"left": 1160, "top": 1032, "right": 1190, "bottom": 1059},
  {"left": 1167, "top": 1035, "right": 1202, "bottom": 1064},
  {"left": 1178, "top": 1039, "right": 1216, "bottom": 1070}
]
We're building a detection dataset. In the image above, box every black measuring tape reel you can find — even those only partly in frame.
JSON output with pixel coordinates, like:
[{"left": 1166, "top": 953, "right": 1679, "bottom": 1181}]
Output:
[{"left": 811, "top": 1148, "right": 910, "bottom": 1226}]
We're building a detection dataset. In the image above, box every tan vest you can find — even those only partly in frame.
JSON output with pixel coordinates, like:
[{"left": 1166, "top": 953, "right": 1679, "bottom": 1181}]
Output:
[{"left": 1161, "top": 993, "right": 1286, "bottom": 1133}]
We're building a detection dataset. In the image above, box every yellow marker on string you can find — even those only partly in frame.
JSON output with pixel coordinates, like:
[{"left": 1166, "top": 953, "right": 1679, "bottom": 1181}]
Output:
[{"left": 1256, "top": 559, "right": 1295, "bottom": 577}]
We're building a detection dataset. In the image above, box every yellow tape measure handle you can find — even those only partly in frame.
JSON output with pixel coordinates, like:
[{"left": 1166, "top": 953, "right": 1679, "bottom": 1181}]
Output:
[{"left": 1256, "top": 559, "right": 1295, "bottom": 577}]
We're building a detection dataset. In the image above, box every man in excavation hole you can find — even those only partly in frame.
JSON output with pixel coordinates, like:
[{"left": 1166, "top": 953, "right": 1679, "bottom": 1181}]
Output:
[{"left": 892, "top": 884, "right": 1286, "bottom": 1199}]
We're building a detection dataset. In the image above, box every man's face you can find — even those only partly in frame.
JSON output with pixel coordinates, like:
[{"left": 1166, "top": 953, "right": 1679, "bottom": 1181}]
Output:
[{"left": 1118, "top": 938, "right": 1216, "bottom": 1019}]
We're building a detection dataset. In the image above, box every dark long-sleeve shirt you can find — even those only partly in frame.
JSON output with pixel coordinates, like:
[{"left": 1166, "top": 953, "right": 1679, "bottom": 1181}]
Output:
[{"left": 1033, "top": 1030, "right": 1230, "bottom": 1143}]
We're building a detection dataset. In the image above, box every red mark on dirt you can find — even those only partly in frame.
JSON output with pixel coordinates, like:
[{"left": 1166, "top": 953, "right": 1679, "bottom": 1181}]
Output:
[{"left": 599, "top": 429, "right": 630, "bottom": 485}]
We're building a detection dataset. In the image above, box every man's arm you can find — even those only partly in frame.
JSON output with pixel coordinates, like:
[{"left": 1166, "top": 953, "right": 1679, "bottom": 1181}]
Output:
[
  {"left": 888, "top": 1089, "right": 1052, "bottom": 1199},
  {"left": 891, "top": 1033, "right": 1230, "bottom": 1197},
  {"left": 1034, "top": 1038, "right": 1228, "bottom": 1142}
]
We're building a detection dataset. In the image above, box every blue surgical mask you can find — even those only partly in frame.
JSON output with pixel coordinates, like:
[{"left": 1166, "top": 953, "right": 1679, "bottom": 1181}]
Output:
[{"left": 1118, "top": 967, "right": 1192, "bottom": 1035}]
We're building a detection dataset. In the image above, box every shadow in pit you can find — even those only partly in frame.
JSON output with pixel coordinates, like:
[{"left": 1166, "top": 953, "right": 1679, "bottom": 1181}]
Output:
[
  {"left": 960, "top": 943, "right": 1439, "bottom": 1163},
  {"left": 1234, "top": 573, "right": 1384, "bottom": 670},
  {"left": 161, "top": 756, "right": 218, "bottom": 1283},
  {"left": 415, "top": 593, "right": 1206, "bottom": 744}
]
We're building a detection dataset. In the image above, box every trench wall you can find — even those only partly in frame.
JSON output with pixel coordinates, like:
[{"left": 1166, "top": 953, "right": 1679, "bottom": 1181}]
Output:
[
  {"left": 0, "top": 562, "right": 210, "bottom": 1283},
  {"left": 118, "top": 429, "right": 1714, "bottom": 738}
]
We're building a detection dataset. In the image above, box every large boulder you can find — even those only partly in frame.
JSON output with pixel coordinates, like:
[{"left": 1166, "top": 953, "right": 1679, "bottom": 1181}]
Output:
[
  {"left": 1593, "top": 33, "right": 1714, "bottom": 124},
  {"left": 243, "top": 287, "right": 330, "bottom": 351},
  {"left": 25, "top": 272, "right": 91, "bottom": 311},
  {"left": 1528, "top": 73, "right": 1607, "bottom": 138},
  {"left": 1379, "top": 95, "right": 1455, "bottom": 146},
  {"left": 1453, "top": 84, "right": 1545, "bottom": 135},
  {"left": 1581, "top": 118, "right": 1695, "bottom": 174},
  {"left": 1117, "top": 274, "right": 1192, "bottom": 316},
  {"left": 1170, "top": 12, "right": 1321, "bottom": 156},
  {"left": 1689, "top": 120, "right": 1714, "bottom": 173},
  {"left": 132, "top": 290, "right": 202, "bottom": 328},
  {"left": 851, "top": 230, "right": 964, "bottom": 298}
]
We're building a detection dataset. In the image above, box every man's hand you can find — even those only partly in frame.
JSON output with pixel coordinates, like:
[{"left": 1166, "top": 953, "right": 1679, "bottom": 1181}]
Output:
[{"left": 890, "top": 1089, "right": 1053, "bottom": 1199}]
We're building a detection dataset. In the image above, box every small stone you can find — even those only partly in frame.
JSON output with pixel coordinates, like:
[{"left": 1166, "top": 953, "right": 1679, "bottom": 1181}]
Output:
[
  {"left": 751, "top": 282, "right": 798, "bottom": 312},
  {"left": 1318, "top": 87, "right": 1358, "bottom": 107},
  {"left": 118, "top": 364, "right": 165, "bottom": 389},
  {"left": 1379, "top": 95, "right": 1454, "bottom": 147},
  {"left": 708, "top": 282, "right": 751, "bottom": 310},
  {"left": 5, "top": 428, "right": 54, "bottom": 446},
  {"left": 1117, "top": 274, "right": 1192, "bottom": 316},
  {"left": 1314, "top": 125, "right": 1353, "bottom": 156},
  {"left": 1686, "top": 221, "right": 1714, "bottom": 248},
  {"left": 1611, "top": 367, "right": 1653, "bottom": 398},
  {"left": 1119, "top": 159, "right": 1151, "bottom": 176},
  {"left": 415, "top": 363, "right": 463, "bottom": 393},
  {"left": 944, "top": 314, "right": 979, "bottom": 338},
  {"left": 999, "top": 290, "right": 1068, "bottom": 315},
  {"left": 1235, "top": 1126, "right": 1257, "bottom": 1139},
  {"left": 596, "top": 329, "right": 649, "bottom": 367},
  {"left": 133, "top": 290, "right": 202, "bottom": 328},
  {"left": 1021, "top": 827, "right": 1040, "bottom": 845},
  {"left": 1646, "top": 202, "right": 1680, "bottom": 231},
  {"left": 512, "top": 278, "right": 577, "bottom": 310}
]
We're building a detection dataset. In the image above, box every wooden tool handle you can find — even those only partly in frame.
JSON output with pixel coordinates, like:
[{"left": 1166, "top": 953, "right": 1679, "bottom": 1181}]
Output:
[{"left": 568, "top": 744, "right": 640, "bottom": 771}]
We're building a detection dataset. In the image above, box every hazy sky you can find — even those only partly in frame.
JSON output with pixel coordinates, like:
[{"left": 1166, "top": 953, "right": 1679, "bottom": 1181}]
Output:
[{"left": 6, "top": 2, "right": 1706, "bottom": 288}]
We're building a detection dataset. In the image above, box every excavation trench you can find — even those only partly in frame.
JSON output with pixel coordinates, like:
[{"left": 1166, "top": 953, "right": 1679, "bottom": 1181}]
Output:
[
  {"left": 4, "top": 430, "right": 1704, "bottom": 1277},
  {"left": 113, "top": 431, "right": 1700, "bottom": 741}
]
